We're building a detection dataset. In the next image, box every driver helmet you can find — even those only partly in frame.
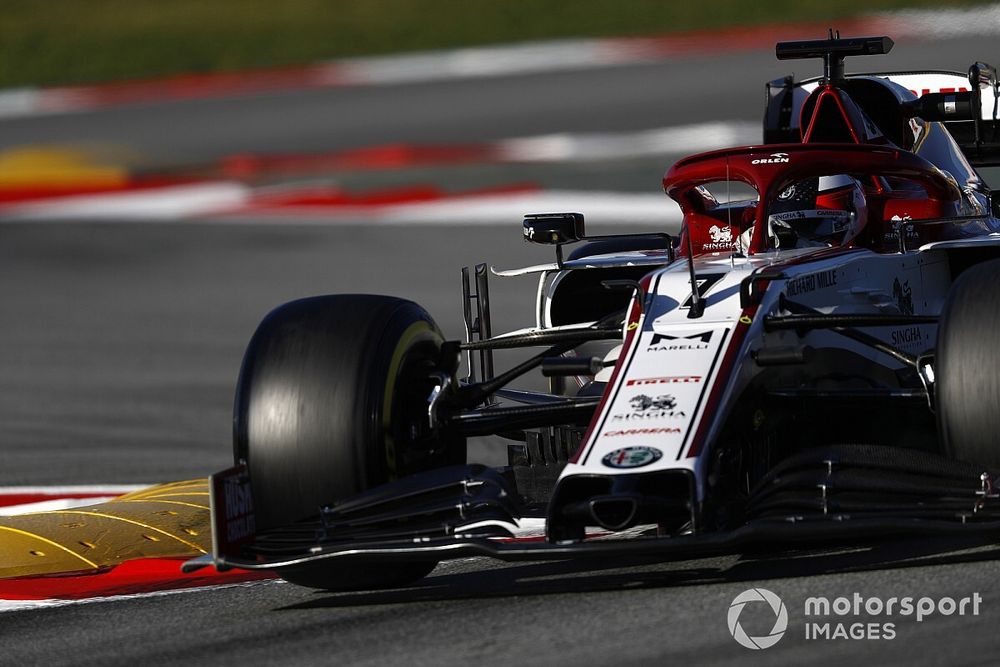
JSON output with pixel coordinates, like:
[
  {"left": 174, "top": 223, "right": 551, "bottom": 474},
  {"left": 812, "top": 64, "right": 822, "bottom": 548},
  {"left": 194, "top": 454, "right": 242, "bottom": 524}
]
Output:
[{"left": 766, "top": 175, "right": 868, "bottom": 249}]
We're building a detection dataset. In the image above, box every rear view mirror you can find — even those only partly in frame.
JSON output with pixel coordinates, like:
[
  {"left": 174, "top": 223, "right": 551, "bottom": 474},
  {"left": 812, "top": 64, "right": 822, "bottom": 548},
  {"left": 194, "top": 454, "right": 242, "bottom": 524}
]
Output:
[
  {"left": 523, "top": 212, "right": 585, "bottom": 245},
  {"left": 903, "top": 91, "right": 976, "bottom": 121}
]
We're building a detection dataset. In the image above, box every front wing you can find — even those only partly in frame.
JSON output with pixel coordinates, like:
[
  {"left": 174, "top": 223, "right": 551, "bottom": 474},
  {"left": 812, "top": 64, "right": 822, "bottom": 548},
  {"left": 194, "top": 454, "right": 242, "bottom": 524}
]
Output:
[{"left": 186, "top": 450, "right": 1000, "bottom": 574}]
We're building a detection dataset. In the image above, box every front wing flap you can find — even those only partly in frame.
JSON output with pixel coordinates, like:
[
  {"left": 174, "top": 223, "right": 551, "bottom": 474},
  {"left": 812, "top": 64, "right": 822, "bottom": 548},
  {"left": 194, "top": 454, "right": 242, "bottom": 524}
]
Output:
[
  {"left": 192, "top": 515, "right": 1000, "bottom": 573},
  {"left": 190, "top": 457, "right": 1000, "bottom": 575}
]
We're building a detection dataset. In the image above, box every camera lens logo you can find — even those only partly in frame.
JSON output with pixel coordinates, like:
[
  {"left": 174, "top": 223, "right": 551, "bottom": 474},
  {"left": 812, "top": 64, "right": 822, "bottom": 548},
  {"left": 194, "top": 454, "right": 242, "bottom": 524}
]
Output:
[{"left": 727, "top": 588, "right": 788, "bottom": 650}]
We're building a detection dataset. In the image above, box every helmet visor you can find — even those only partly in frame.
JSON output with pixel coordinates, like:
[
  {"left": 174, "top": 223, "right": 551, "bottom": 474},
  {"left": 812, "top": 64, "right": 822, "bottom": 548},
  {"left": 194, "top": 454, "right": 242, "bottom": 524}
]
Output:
[{"left": 767, "top": 209, "right": 855, "bottom": 248}]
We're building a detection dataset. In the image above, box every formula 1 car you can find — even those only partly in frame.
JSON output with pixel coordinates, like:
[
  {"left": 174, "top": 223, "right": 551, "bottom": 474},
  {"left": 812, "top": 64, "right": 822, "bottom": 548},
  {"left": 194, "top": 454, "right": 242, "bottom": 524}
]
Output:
[{"left": 191, "top": 34, "right": 1000, "bottom": 589}]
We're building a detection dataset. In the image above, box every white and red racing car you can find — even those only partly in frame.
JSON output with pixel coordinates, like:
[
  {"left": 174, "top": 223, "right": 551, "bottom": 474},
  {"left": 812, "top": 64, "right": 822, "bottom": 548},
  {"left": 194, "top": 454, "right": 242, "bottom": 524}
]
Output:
[{"left": 190, "top": 35, "right": 1000, "bottom": 589}]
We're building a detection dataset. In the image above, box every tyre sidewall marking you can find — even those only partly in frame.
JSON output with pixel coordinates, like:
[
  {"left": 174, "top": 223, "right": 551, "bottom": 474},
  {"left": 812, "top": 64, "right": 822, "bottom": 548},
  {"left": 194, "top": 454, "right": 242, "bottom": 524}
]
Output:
[{"left": 380, "top": 319, "right": 441, "bottom": 479}]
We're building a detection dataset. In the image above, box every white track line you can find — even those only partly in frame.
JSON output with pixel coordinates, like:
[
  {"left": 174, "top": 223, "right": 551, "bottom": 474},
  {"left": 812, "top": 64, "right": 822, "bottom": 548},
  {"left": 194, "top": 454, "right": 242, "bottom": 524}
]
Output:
[
  {"left": 0, "top": 485, "right": 148, "bottom": 495},
  {"left": 0, "top": 182, "right": 252, "bottom": 221},
  {"left": 327, "top": 39, "right": 632, "bottom": 86},
  {"left": 0, "top": 579, "right": 282, "bottom": 613},
  {"left": 0, "top": 497, "right": 123, "bottom": 516},
  {"left": 0, "top": 187, "right": 684, "bottom": 226},
  {"left": 881, "top": 4, "right": 1000, "bottom": 39},
  {"left": 367, "top": 190, "right": 682, "bottom": 227},
  {"left": 0, "top": 485, "right": 149, "bottom": 515},
  {"left": 498, "top": 121, "right": 758, "bottom": 162},
  {"left": 2, "top": 5, "right": 997, "bottom": 119}
]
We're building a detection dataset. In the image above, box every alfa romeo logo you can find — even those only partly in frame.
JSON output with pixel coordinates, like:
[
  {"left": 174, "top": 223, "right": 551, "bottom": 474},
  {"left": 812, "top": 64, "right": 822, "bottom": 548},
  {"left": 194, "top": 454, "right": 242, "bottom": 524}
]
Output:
[
  {"left": 727, "top": 588, "right": 788, "bottom": 650},
  {"left": 601, "top": 446, "right": 663, "bottom": 468}
]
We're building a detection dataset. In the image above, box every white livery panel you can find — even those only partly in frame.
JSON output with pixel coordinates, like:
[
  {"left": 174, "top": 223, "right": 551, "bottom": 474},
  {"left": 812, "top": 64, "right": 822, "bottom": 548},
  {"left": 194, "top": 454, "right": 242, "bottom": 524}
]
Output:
[{"left": 566, "top": 258, "right": 753, "bottom": 480}]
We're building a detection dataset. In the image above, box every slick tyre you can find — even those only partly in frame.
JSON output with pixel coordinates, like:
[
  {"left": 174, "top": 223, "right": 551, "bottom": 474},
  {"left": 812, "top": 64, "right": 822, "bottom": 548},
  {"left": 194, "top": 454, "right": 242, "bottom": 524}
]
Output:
[
  {"left": 936, "top": 259, "right": 1000, "bottom": 469},
  {"left": 233, "top": 294, "right": 464, "bottom": 589}
]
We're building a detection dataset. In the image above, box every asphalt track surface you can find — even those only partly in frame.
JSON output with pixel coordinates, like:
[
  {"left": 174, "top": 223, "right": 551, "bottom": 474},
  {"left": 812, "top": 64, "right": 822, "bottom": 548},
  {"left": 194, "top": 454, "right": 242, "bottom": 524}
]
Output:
[{"left": 4, "top": 32, "right": 1000, "bottom": 666}]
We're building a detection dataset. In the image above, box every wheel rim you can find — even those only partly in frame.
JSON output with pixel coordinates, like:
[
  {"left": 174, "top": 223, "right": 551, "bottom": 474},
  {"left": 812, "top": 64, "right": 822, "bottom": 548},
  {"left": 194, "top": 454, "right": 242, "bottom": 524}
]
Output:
[{"left": 379, "top": 322, "right": 446, "bottom": 480}]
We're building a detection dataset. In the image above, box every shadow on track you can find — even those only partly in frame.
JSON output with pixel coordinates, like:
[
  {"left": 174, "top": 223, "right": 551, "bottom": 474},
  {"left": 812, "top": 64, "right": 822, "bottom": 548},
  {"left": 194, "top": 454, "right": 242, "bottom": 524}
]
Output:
[{"left": 278, "top": 536, "right": 1000, "bottom": 611}]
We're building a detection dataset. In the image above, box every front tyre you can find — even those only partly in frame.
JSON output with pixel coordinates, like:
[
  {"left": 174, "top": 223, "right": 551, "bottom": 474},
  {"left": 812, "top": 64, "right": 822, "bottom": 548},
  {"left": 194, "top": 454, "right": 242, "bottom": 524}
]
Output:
[
  {"left": 936, "top": 259, "right": 1000, "bottom": 469},
  {"left": 233, "top": 294, "right": 464, "bottom": 589}
]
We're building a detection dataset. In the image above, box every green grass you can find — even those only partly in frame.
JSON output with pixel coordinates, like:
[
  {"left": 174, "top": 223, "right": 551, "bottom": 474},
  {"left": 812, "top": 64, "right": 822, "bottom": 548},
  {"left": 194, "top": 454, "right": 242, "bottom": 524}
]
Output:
[{"left": 0, "top": 0, "right": 992, "bottom": 88}]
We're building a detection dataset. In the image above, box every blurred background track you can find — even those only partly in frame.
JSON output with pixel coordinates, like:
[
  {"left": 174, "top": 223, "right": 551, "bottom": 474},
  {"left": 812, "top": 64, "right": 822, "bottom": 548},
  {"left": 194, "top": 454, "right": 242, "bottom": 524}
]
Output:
[{"left": 3, "top": 5, "right": 1000, "bottom": 665}]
